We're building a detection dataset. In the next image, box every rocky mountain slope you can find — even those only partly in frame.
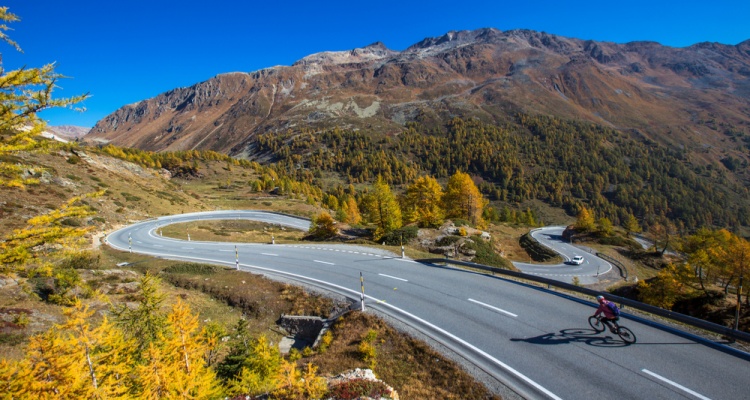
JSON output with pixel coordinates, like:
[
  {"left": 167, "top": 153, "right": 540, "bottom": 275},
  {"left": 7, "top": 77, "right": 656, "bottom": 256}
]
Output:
[{"left": 87, "top": 28, "right": 750, "bottom": 168}]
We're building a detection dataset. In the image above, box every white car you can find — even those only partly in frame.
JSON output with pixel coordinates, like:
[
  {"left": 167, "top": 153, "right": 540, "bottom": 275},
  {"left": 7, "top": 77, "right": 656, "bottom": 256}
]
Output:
[{"left": 571, "top": 256, "right": 584, "bottom": 265}]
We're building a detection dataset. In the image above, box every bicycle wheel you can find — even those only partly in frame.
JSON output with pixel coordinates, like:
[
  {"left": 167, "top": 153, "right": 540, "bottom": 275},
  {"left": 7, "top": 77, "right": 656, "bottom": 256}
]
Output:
[
  {"left": 588, "top": 316, "right": 605, "bottom": 332},
  {"left": 616, "top": 326, "right": 637, "bottom": 344}
]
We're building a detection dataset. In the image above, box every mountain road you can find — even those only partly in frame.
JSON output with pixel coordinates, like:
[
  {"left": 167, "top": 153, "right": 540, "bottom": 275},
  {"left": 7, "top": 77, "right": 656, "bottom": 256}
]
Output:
[{"left": 105, "top": 211, "right": 750, "bottom": 400}]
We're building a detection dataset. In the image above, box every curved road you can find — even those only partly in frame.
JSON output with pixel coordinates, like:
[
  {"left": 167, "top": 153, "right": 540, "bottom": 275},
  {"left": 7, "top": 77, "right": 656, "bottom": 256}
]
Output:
[
  {"left": 106, "top": 211, "right": 750, "bottom": 400},
  {"left": 513, "top": 227, "right": 612, "bottom": 285}
]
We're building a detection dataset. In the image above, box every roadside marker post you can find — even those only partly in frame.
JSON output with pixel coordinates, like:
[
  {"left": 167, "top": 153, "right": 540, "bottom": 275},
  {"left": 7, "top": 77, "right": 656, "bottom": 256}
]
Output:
[
  {"left": 360, "top": 272, "right": 365, "bottom": 311},
  {"left": 128, "top": 233, "right": 132, "bottom": 253},
  {"left": 235, "top": 245, "right": 239, "bottom": 270}
]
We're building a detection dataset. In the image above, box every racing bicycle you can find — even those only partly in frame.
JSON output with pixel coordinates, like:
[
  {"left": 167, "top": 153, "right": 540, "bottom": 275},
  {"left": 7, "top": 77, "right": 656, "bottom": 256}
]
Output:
[{"left": 589, "top": 315, "right": 637, "bottom": 344}]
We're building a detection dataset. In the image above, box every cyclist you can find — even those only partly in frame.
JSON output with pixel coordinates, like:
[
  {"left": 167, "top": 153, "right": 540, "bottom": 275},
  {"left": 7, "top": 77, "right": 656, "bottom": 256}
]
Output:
[{"left": 593, "top": 295, "right": 620, "bottom": 333}]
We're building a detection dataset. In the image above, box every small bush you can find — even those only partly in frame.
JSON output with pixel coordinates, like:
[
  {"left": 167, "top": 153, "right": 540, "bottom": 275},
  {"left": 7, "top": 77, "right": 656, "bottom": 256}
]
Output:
[
  {"left": 162, "top": 263, "right": 219, "bottom": 275},
  {"left": 452, "top": 218, "right": 471, "bottom": 227},
  {"left": 60, "top": 252, "right": 100, "bottom": 270},
  {"left": 358, "top": 330, "right": 378, "bottom": 370},
  {"left": 318, "top": 330, "right": 333, "bottom": 353},
  {"left": 12, "top": 313, "right": 30, "bottom": 328},
  {"left": 380, "top": 226, "right": 418, "bottom": 245},
  {"left": 288, "top": 347, "right": 302, "bottom": 362},
  {"left": 60, "top": 218, "right": 82, "bottom": 227},
  {"left": 463, "top": 235, "right": 513, "bottom": 269},
  {"left": 0, "top": 333, "right": 26, "bottom": 346},
  {"left": 436, "top": 235, "right": 461, "bottom": 247}
]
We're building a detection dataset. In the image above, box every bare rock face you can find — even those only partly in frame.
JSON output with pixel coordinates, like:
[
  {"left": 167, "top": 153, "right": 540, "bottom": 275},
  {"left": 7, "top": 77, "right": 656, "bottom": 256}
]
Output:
[{"left": 86, "top": 28, "right": 750, "bottom": 163}]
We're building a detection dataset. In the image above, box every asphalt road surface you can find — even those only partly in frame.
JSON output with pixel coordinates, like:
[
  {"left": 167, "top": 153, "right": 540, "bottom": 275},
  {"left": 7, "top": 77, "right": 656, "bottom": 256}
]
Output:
[
  {"left": 513, "top": 226, "right": 612, "bottom": 285},
  {"left": 106, "top": 211, "right": 750, "bottom": 400}
]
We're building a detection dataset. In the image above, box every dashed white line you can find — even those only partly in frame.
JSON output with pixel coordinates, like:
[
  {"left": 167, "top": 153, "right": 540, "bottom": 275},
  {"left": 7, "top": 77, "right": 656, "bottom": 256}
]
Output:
[
  {"left": 219, "top": 249, "right": 233, "bottom": 252},
  {"left": 153, "top": 245, "right": 163, "bottom": 247},
  {"left": 313, "top": 260, "right": 334, "bottom": 265},
  {"left": 642, "top": 369, "right": 711, "bottom": 400},
  {"left": 378, "top": 273, "right": 408, "bottom": 282},
  {"left": 181, "top": 247, "right": 194, "bottom": 250},
  {"left": 261, "top": 253, "right": 278, "bottom": 256},
  {"left": 468, "top": 298, "right": 518, "bottom": 317}
]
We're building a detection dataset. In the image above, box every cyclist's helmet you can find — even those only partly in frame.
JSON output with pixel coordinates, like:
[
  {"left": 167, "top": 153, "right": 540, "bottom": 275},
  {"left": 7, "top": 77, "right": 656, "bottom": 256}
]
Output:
[{"left": 596, "top": 295, "right": 605, "bottom": 302}]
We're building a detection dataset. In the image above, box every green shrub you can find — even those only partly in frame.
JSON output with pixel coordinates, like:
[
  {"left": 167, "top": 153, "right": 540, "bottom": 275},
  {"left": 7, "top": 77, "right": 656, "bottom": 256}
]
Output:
[
  {"left": 380, "top": 226, "right": 418, "bottom": 245},
  {"left": 436, "top": 235, "right": 461, "bottom": 247},
  {"left": 0, "top": 333, "right": 26, "bottom": 346},
  {"left": 288, "top": 347, "right": 302, "bottom": 362},
  {"left": 162, "top": 263, "right": 220, "bottom": 275},
  {"left": 60, "top": 252, "right": 100, "bottom": 270},
  {"left": 463, "top": 235, "right": 513, "bottom": 269},
  {"left": 12, "top": 313, "right": 30, "bottom": 328}
]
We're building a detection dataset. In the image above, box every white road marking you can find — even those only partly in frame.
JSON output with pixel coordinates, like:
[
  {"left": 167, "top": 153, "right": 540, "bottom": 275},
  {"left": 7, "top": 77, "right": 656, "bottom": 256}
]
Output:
[
  {"left": 219, "top": 249, "right": 233, "bottom": 252},
  {"left": 468, "top": 298, "right": 518, "bottom": 317},
  {"left": 181, "top": 247, "right": 194, "bottom": 250},
  {"left": 261, "top": 253, "right": 278, "bottom": 256},
  {"left": 378, "top": 273, "right": 408, "bottom": 282},
  {"left": 313, "top": 260, "right": 334, "bottom": 265},
  {"left": 397, "top": 258, "right": 417, "bottom": 263},
  {"left": 153, "top": 245, "right": 162, "bottom": 247},
  {"left": 642, "top": 369, "right": 711, "bottom": 400}
]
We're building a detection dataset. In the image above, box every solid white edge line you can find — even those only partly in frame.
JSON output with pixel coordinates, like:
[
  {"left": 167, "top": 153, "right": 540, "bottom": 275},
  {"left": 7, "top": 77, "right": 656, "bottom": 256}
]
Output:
[
  {"left": 313, "top": 260, "right": 334, "bottom": 265},
  {"left": 468, "top": 298, "right": 518, "bottom": 317},
  {"left": 107, "top": 229, "right": 561, "bottom": 400},
  {"left": 378, "top": 273, "right": 408, "bottom": 282},
  {"left": 261, "top": 253, "right": 278, "bottom": 256},
  {"left": 641, "top": 369, "right": 711, "bottom": 400}
]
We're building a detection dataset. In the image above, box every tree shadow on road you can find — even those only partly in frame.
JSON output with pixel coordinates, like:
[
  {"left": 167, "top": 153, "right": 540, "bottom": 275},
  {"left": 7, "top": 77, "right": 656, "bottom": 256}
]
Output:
[{"left": 511, "top": 328, "right": 633, "bottom": 347}]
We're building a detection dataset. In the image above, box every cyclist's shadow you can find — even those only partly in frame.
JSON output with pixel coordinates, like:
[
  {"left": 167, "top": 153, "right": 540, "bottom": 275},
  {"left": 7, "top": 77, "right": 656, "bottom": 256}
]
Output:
[{"left": 510, "top": 328, "right": 632, "bottom": 347}]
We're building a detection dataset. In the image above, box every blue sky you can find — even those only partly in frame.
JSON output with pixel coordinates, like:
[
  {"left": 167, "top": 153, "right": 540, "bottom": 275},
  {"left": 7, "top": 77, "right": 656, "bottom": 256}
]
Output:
[{"left": 3, "top": 0, "right": 749, "bottom": 128}]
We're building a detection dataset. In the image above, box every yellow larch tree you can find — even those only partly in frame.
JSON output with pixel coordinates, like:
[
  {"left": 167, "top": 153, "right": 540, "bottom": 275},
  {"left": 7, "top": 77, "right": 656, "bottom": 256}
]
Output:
[
  {"left": 442, "top": 171, "right": 487, "bottom": 228},
  {"left": 340, "top": 195, "right": 362, "bottom": 225},
  {"left": 364, "top": 175, "right": 402, "bottom": 239},
  {"left": 147, "top": 299, "right": 222, "bottom": 399},
  {"left": 227, "top": 334, "right": 282, "bottom": 397},
  {"left": 402, "top": 175, "right": 444, "bottom": 228},
  {"left": 574, "top": 206, "right": 595, "bottom": 232},
  {"left": 0, "top": 6, "right": 87, "bottom": 189}
]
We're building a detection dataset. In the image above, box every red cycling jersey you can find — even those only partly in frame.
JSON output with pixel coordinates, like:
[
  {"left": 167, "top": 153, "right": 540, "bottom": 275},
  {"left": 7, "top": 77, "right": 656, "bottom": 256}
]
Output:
[{"left": 594, "top": 300, "right": 618, "bottom": 319}]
